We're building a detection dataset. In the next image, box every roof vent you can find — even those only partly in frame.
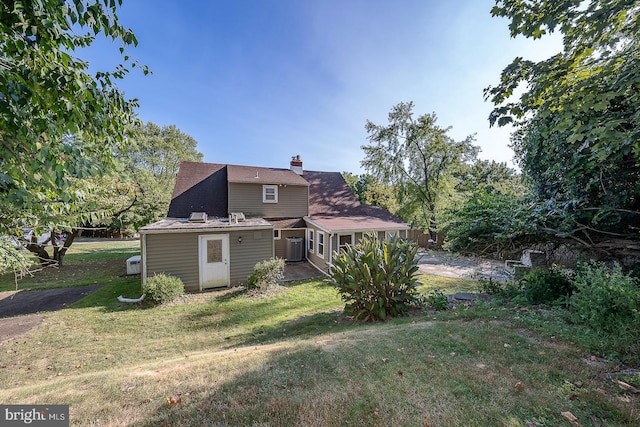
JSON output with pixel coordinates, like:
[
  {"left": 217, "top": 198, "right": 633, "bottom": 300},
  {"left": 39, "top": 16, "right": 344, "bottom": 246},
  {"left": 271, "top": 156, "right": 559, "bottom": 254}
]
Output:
[
  {"left": 188, "top": 212, "right": 207, "bottom": 223},
  {"left": 229, "top": 212, "right": 245, "bottom": 224}
]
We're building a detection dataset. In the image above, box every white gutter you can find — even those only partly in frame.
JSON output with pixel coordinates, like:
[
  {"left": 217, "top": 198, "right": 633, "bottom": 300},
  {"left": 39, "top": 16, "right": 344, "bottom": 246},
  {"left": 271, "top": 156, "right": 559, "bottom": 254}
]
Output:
[{"left": 140, "top": 225, "right": 273, "bottom": 235}]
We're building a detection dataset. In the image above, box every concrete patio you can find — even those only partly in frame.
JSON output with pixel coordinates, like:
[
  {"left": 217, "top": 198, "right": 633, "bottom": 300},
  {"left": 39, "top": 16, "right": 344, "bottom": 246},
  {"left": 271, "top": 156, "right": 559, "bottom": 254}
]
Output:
[{"left": 283, "top": 261, "right": 324, "bottom": 282}]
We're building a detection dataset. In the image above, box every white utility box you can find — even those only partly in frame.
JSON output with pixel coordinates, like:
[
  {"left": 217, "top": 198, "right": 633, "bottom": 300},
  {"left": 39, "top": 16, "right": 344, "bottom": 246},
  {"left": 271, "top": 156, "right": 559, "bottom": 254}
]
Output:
[{"left": 126, "top": 255, "right": 141, "bottom": 275}]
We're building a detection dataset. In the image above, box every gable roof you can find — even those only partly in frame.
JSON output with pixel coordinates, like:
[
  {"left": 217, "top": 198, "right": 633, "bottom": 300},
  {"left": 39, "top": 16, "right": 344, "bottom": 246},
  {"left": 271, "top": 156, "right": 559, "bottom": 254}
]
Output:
[
  {"left": 166, "top": 161, "right": 406, "bottom": 232},
  {"left": 303, "top": 170, "right": 406, "bottom": 232},
  {"left": 168, "top": 161, "right": 228, "bottom": 218},
  {"left": 227, "top": 164, "right": 308, "bottom": 186}
]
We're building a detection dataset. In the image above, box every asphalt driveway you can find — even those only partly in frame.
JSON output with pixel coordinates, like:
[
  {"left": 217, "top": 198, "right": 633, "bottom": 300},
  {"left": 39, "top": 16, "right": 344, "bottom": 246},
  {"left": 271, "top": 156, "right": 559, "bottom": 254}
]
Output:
[{"left": 0, "top": 284, "right": 103, "bottom": 318}]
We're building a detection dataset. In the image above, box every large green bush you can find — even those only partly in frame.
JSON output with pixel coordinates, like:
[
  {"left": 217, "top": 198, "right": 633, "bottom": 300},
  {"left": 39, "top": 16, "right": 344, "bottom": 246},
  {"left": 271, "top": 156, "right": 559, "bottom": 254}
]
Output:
[
  {"left": 329, "top": 233, "right": 420, "bottom": 321},
  {"left": 570, "top": 262, "right": 640, "bottom": 336},
  {"left": 247, "top": 258, "right": 285, "bottom": 289},
  {"left": 521, "top": 266, "right": 575, "bottom": 306},
  {"left": 442, "top": 185, "right": 532, "bottom": 255},
  {"left": 143, "top": 273, "right": 185, "bottom": 305}
]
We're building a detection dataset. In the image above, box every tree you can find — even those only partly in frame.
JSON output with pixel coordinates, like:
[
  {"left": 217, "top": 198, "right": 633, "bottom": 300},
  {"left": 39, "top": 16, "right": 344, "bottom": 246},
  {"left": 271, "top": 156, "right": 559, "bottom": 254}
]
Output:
[
  {"left": 485, "top": 0, "right": 640, "bottom": 256},
  {"left": 342, "top": 172, "right": 399, "bottom": 214},
  {"left": 362, "top": 102, "right": 478, "bottom": 240},
  {"left": 111, "top": 122, "right": 203, "bottom": 231},
  {"left": 0, "top": 0, "right": 146, "bottom": 272}
]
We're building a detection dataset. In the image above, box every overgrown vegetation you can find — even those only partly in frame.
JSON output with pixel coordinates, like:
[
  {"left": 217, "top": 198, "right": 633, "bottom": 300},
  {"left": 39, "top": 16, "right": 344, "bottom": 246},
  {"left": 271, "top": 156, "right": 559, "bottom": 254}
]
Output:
[
  {"left": 521, "top": 266, "right": 575, "bottom": 306},
  {"left": 481, "top": 261, "right": 640, "bottom": 363},
  {"left": 485, "top": 0, "right": 640, "bottom": 258},
  {"left": 329, "top": 233, "right": 420, "bottom": 321},
  {"left": 143, "top": 273, "right": 185, "bottom": 305},
  {"left": 246, "top": 257, "right": 285, "bottom": 290}
]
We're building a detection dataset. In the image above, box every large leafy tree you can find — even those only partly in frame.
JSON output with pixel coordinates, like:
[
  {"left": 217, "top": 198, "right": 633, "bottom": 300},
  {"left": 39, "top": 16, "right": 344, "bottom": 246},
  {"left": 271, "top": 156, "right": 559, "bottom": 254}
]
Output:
[
  {"left": 362, "top": 102, "right": 478, "bottom": 240},
  {"left": 0, "top": 0, "right": 146, "bottom": 271},
  {"left": 342, "top": 172, "right": 399, "bottom": 214},
  {"left": 485, "top": 0, "right": 640, "bottom": 256},
  {"left": 110, "top": 121, "right": 203, "bottom": 231}
]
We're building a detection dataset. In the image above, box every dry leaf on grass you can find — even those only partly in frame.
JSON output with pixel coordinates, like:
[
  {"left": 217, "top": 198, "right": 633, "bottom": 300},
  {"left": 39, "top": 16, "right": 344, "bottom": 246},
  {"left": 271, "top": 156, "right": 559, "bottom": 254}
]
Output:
[
  {"left": 612, "top": 379, "right": 640, "bottom": 393},
  {"left": 561, "top": 411, "right": 582, "bottom": 426},
  {"left": 167, "top": 396, "right": 182, "bottom": 407}
]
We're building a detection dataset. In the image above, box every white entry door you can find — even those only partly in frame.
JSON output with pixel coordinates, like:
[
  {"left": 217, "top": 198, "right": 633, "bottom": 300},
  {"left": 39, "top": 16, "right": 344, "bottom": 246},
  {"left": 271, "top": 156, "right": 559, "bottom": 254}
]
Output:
[{"left": 199, "top": 234, "right": 230, "bottom": 289}]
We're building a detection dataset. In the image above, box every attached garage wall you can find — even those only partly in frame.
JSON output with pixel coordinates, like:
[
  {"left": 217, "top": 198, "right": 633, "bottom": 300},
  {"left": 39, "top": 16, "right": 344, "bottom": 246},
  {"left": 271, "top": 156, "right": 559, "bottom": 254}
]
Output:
[
  {"left": 228, "top": 229, "right": 273, "bottom": 284},
  {"left": 145, "top": 233, "right": 200, "bottom": 291},
  {"left": 144, "top": 228, "right": 274, "bottom": 291}
]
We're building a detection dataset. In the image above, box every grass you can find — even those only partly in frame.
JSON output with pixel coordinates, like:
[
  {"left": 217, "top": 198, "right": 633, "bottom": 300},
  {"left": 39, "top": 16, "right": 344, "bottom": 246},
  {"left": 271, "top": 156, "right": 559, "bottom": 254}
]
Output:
[
  {"left": 0, "top": 240, "right": 140, "bottom": 291},
  {"left": 0, "top": 242, "right": 638, "bottom": 426}
]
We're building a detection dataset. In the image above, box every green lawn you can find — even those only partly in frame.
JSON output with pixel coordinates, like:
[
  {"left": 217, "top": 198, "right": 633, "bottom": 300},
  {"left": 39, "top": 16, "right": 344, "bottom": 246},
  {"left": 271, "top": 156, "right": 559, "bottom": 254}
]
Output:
[{"left": 0, "top": 242, "right": 637, "bottom": 426}]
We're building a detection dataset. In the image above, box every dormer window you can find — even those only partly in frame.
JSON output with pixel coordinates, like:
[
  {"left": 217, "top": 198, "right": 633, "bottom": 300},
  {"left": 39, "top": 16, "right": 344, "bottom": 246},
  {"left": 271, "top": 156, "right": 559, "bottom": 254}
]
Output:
[{"left": 263, "top": 185, "right": 278, "bottom": 203}]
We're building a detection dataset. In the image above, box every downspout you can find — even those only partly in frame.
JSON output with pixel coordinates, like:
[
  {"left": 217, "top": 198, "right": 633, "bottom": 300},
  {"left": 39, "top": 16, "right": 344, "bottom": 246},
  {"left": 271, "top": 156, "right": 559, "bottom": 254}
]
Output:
[{"left": 328, "top": 233, "right": 334, "bottom": 273}]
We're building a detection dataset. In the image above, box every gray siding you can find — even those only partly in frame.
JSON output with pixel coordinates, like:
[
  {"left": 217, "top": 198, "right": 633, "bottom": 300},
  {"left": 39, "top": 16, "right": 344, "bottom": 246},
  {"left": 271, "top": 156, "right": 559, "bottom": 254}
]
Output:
[
  {"left": 307, "top": 226, "right": 329, "bottom": 273},
  {"left": 145, "top": 229, "right": 273, "bottom": 291},
  {"left": 145, "top": 233, "right": 200, "bottom": 292},
  {"left": 228, "top": 183, "right": 308, "bottom": 218},
  {"left": 228, "top": 229, "right": 274, "bottom": 284}
]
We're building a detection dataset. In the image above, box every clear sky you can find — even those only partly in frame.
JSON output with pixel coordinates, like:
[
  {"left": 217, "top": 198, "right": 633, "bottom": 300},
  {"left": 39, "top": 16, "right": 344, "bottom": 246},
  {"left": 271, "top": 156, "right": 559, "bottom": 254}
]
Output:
[{"left": 87, "top": 0, "right": 561, "bottom": 173}]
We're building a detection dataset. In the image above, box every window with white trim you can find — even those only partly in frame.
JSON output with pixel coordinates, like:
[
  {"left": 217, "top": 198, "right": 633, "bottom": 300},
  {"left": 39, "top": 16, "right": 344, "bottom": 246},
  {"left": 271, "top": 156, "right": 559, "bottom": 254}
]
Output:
[
  {"left": 317, "top": 231, "right": 325, "bottom": 257},
  {"left": 307, "top": 229, "right": 314, "bottom": 253},
  {"left": 338, "top": 234, "right": 353, "bottom": 252},
  {"left": 263, "top": 185, "right": 278, "bottom": 203},
  {"left": 273, "top": 229, "right": 281, "bottom": 240}
]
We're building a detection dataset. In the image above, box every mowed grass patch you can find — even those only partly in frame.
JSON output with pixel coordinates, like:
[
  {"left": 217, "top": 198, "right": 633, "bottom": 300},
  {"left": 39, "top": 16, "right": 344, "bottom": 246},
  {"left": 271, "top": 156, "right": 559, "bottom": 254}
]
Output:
[
  {"left": 0, "top": 279, "right": 344, "bottom": 389},
  {"left": 1, "top": 318, "right": 636, "bottom": 426},
  {"left": 0, "top": 240, "right": 140, "bottom": 291}
]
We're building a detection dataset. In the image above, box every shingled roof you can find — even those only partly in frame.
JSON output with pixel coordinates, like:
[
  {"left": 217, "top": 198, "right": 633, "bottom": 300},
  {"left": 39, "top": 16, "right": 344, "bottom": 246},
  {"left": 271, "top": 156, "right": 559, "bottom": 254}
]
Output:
[
  {"left": 303, "top": 170, "right": 406, "bottom": 232},
  {"left": 166, "top": 161, "right": 406, "bottom": 233},
  {"left": 227, "top": 164, "right": 308, "bottom": 186},
  {"left": 167, "top": 161, "right": 228, "bottom": 218}
]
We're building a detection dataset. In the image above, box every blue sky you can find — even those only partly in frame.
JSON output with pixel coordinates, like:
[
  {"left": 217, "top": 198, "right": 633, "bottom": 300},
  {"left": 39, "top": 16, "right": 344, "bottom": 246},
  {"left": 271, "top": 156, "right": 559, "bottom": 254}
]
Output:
[{"left": 88, "top": 0, "right": 561, "bottom": 173}]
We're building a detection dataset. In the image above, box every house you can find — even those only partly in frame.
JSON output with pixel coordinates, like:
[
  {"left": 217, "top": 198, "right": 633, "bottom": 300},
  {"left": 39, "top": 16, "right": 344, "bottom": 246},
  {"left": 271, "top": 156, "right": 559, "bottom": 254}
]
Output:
[{"left": 139, "top": 156, "right": 407, "bottom": 291}]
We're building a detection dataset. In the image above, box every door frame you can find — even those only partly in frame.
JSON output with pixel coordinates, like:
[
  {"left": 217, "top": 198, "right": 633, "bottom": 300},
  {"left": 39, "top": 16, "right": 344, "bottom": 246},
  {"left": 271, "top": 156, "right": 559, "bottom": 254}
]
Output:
[{"left": 198, "top": 234, "right": 230, "bottom": 290}]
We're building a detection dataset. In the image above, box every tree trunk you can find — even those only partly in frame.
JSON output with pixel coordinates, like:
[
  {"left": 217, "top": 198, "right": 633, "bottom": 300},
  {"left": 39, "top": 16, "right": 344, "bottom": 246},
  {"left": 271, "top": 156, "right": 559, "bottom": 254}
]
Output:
[
  {"left": 52, "top": 229, "right": 78, "bottom": 267},
  {"left": 26, "top": 228, "right": 79, "bottom": 268}
]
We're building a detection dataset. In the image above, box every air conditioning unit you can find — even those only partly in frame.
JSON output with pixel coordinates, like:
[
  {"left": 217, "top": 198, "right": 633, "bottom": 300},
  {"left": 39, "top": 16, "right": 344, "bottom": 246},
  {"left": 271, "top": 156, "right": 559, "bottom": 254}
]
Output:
[
  {"left": 126, "top": 255, "right": 141, "bottom": 275},
  {"left": 286, "top": 237, "right": 303, "bottom": 262}
]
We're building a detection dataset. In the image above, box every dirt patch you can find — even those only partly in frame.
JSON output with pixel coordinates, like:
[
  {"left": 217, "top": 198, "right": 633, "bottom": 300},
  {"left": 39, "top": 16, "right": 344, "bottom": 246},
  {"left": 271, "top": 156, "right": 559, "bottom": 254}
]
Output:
[
  {"left": 0, "top": 314, "right": 43, "bottom": 344},
  {"left": 418, "top": 251, "right": 510, "bottom": 281}
]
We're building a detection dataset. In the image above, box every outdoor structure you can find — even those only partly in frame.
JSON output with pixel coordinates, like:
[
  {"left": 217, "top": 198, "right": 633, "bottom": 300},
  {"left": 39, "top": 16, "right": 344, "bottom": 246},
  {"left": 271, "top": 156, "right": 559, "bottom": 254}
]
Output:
[{"left": 140, "top": 156, "right": 407, "bottom": 291}]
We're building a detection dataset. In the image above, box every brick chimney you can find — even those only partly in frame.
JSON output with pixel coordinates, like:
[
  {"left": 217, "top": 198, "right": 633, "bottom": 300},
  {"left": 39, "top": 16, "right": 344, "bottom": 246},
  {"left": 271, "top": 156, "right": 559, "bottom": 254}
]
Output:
[{"left": 290, "top": 155, "right": 303, "bottom": 175}]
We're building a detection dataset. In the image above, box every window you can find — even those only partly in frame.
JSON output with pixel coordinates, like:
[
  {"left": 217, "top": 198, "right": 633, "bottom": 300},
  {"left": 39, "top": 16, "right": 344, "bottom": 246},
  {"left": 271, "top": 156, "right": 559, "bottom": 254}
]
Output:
[
  {"left": 317, "top": 231, "right": 325, "bottom": 257},
  {"left": 338, "top": 234, "right": 353, "bottom": 252},
  {"left": 307, "top": 229, "right": 314, "bottom": 253},
  {"left": 273, "top": 229, "right": 281, "bottom": 240},
  {"left": 385, "top": 230, "right": 399, "bottom": 240},
  {"left": 263, "top": 185, "right": 278, "bottom": 203}
]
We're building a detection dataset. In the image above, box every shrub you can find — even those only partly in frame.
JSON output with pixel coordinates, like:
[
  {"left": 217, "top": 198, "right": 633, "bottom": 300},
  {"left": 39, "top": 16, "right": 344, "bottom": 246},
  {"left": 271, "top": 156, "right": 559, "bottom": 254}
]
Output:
[
  {"left": 247, "top": 258, "right": 285, "bottom": 289},
  {"left": 570, "top": 262, "right": 640, "bottom": 335},
  {"left": 329, "top": 233, "right": 420, "bottom": 321},
  {"left": 143, "top": 273, "right": 184, "bottom": 305},
  {"left": 520, "top": 266, "right": 575, "bottom": 305},
  {"left": 426, "top": 289, "right": 449, "bottom": 311}
]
